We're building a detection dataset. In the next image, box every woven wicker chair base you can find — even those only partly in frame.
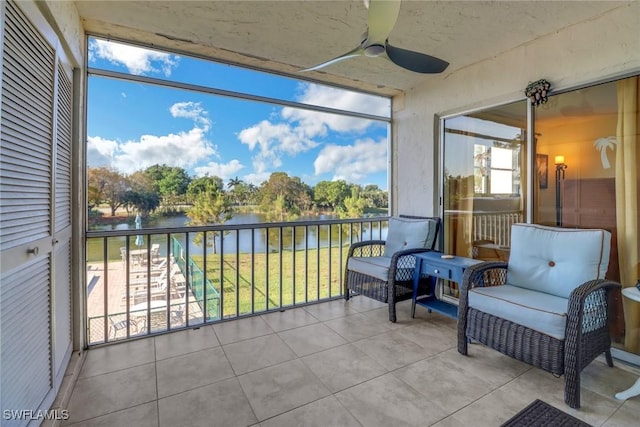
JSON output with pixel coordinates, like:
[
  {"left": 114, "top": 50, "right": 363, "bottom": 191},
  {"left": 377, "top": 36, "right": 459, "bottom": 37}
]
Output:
[
  {"left": 465, "top": 308, "right": 565, "bottom": 375},
  {"left": 345, "top": 270, "right": 430, "bottom": 322},
  {"left": 457, "top": 260, "right": 620, "bottom": 409},
  {"left": 343, "top": 215, "right": 441, "bottom": 323},
  {"left": 462, "top": 308, "right": 613, "bottom": 409}
]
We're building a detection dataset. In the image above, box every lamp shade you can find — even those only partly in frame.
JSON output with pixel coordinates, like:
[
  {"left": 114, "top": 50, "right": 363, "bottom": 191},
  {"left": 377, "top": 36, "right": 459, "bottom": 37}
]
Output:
[{"left": 554, "top": 155, "right": 565, "bottom": 165}]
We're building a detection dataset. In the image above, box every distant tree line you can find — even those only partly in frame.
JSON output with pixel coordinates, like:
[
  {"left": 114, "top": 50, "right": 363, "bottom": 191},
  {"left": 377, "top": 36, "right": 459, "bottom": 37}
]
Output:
[{"left": 88, "top": 165, "right": 388, "bottom": 225}]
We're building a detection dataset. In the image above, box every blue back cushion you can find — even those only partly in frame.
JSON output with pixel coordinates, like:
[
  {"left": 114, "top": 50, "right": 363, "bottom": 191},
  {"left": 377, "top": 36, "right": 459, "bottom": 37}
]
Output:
[
  {"left": 383, "top": 217, "right": 437, "bottom": 257},
  {"left": 507, "top": 223, "right": 611, "bottom": 298}
]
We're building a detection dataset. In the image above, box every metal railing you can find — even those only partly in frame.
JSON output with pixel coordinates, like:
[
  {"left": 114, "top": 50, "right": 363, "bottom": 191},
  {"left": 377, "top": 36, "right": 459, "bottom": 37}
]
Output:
[{"left": 86, "top": 216, "right": 389, "bottom": 345}]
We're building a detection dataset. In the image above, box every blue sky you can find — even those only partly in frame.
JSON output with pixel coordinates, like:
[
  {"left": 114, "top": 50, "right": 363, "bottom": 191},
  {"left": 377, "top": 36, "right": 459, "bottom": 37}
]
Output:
[{"left": 86, "top": 38, "right": 391, "bottom": 189}]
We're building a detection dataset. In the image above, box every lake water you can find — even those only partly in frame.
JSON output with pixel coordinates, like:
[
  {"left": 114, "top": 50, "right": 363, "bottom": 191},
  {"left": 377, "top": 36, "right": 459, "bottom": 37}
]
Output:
[
  {"left": 88, "top": 212, "right": 388, "bottom": 259},
  {"left": 90, "top": 212, "right": 273, "bottom": 231}
]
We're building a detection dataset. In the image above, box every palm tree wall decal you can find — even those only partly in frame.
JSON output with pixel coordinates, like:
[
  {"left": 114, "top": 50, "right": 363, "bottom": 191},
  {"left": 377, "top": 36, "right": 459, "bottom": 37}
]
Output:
[{"left": 594, "top": 136, "right": 618, "bottom": 169}]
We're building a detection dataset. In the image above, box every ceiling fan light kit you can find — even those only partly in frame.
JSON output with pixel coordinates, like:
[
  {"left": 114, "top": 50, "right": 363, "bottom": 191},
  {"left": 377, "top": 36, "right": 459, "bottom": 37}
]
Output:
[{"left": 302, "top": 0, "right": 449, "bottom": 74}]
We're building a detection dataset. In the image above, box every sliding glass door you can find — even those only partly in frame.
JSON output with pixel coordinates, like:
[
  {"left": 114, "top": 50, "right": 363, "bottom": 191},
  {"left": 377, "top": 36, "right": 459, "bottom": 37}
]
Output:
[
  {"left": 441, "top": 101, "right": 527, "bottom": 299},
  {"left": 442, "top": 101, "right": 527, "bottom": 258},
  {"left": 534, "top": 77, "right": 640, "bottom": 355}
]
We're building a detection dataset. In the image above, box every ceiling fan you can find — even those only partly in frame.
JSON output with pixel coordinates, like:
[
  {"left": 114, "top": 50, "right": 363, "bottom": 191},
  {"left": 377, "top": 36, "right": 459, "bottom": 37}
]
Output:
[{"left": 302, "top": 0, "right": 449, "bottom": 74}]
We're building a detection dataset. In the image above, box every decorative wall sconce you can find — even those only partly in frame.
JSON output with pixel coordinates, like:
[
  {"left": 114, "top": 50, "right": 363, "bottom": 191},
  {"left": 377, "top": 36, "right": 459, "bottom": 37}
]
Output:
[
  {"left": 525, "top": 79, "right": 552, "bottom": 106},
  {"left": 555, "top": 156, "right": 567, "bottom": 226}
]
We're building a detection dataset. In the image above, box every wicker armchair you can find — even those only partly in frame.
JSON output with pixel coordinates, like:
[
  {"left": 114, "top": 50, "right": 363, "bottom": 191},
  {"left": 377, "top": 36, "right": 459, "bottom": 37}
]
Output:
[
  {"left": 344, "top": 215, "right": 440, "bottom": 322},
  {"left": 457, "top": 224, "right": 621, "bottom": 409}
]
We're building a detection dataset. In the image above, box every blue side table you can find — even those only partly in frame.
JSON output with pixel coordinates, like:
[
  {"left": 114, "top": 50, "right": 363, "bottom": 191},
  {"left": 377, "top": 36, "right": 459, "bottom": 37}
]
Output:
[{"left": 411, "top": 252, "right": 482, "bottom": 319}]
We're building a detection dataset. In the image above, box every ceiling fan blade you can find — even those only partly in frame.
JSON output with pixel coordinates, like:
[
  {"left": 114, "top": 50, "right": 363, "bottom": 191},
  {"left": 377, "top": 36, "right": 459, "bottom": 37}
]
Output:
[
  {"left": 300, "top": 45, "right": 364, "bottom": 72},
  {"left": 366, "top": 0, "right": 401, "bottom": 45},
  {"left": 386, "top": 43, "right": 449, "bottom": 73}
]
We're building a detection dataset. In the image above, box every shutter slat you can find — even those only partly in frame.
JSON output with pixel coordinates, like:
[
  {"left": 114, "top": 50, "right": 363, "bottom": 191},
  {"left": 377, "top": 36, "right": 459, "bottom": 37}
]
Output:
[
  {"left": 2, "top": 46, "right": 53, "bottom": 89},
  {"left": 5, "top": 7, "right": 55, "bottom": 73},
  {"left": 1, "top": 0, "right": 53, "bottom": 249},
  {"left": 3, "top": 60, "right": 54, "bottom": 111},
  {"left": 1, "top": 112, "right": 53, "bottom": 144},
  {"left": 0, "top": 174, "right": 51, "bottom": 187},
  {"left": 53, "top": 241, "right": 72, "bottom": 376},
  {"left": 2, "top": 82, "right": 54, "bottom": 128},
  {"left": 55, "top": 65, "right": 72, "bottom": 233},
  {"left": 1, "top": 220, "right": 52, "bottom": 236},
  {"left": 0, "top": 130, "right": 52, "bottom": 161},
  {"left": 1, "top": 210, "right": 51, "bottom": 222},
  {"left": 0, "top": 256, "right": 51, "bottom": 419}
]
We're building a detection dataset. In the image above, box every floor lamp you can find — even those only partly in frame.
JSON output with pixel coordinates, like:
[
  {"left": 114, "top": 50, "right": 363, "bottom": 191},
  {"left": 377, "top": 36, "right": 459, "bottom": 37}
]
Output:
[{"left": 555, "top": 155, "right": 567, "bottom": 226}]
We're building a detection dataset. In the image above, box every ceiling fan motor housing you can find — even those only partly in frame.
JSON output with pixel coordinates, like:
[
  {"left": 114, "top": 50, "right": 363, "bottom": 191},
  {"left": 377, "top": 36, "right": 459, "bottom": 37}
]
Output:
[{"left": 363, "top": 44, "right": 386, "bottom": 57}]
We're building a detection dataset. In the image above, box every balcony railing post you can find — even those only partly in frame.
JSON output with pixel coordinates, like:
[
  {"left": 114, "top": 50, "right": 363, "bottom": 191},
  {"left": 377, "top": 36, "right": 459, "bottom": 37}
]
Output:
[
  {"left": 250, "top": 229, "right": 255, "bottom": 314},
  {"left": 265, "top": 228, "right": 269, "bottom": 311},
  {"left": 103, "top": 237, "right": 109, "bottom": 341},
  {"left": 185, "top": 232, "right": 190, "bottom": 327},
  {"left": 292, "top": 226, "right": 296, "bottom": 305},
  {"left": 218, "top": 231, "right": 224, "bottom": 318},
  {"left": 327, "top": 224, "right": 332, "bottom": 299},
  {"left": 279, "top": 227, "right": 283, "bottom": 308},
  {"left": 235, "top": 230, "right": 240, "bottom": 317},
  {"left": 203, "top": 231, "right": 208, "bottom": 324}
]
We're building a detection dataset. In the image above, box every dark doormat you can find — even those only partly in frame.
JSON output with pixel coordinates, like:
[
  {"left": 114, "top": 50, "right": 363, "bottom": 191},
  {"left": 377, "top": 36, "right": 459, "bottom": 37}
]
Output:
[{"left": 500, "top": 399, "right": 592, "bottom": 427}]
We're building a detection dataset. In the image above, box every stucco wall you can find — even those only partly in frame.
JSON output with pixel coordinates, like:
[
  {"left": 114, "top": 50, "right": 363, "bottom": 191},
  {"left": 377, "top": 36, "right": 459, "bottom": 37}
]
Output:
[
  {"left": 40, "top": 0, "right": 84, "bottom": 67},
  {"left": 394, "top": 1, "right": 640, "bottom": 217}
]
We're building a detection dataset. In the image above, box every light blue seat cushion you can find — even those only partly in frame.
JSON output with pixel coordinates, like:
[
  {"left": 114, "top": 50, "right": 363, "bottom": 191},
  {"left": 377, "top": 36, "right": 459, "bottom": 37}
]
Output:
[
  {"left": 468, "top": 284, "right": 569, "bottom": 340},
  {"left": 347, "top": 256, "right": 416, "bottom": 282},
  {"left": 383, "top": 217, "right": 437, "bottom": 257},
  {"left": 347, "top": 256, "right": 392, "bottom": 281},
  {"left": 507, "top": 224, "right": 611, "bottom": 299}
]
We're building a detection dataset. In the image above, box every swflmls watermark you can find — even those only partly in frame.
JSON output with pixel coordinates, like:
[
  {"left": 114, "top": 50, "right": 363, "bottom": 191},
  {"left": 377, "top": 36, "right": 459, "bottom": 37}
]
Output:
[{"left": 3, "top": 409, "right": 69, "bottom": 421}]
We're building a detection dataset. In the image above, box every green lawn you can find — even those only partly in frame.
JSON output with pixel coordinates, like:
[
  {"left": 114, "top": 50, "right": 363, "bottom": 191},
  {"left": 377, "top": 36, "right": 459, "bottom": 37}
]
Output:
[
  {"left": 191, "top": 245, "right": 350, "bottom": 317},
  {"left": 87, "top": 236, "right": 353, "bottom": 318}
]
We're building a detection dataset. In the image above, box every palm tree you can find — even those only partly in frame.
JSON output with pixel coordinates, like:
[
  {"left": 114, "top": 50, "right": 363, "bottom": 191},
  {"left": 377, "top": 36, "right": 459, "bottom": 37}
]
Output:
[
  {"left": 594, "top": 136, "right": 618, "bottom": 169},
  {"left": 227, "top": 176, "right": 242, "bottom": 189}
]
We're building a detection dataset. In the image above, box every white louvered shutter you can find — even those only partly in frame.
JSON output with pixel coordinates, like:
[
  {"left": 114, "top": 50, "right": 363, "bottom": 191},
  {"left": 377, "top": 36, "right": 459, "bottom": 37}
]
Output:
[
  {"left": 52, "top": 60, "right": 73, "bottom": 388},
  {"left": 0, "top": 0, "right": 74, "bottom": 423}
]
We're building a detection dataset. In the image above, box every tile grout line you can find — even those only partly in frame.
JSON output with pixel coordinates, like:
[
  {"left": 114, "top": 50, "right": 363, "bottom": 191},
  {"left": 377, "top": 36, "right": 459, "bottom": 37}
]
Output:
[
  {"left": 423, "top": 366, "right": 536, "bottom": 426},
  {"left": 153, "top": 336, "right": 160, "bottom": 427}
]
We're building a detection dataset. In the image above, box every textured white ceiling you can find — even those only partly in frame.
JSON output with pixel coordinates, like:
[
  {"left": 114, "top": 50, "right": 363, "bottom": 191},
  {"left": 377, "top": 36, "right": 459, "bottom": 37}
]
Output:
[{"left": 76, "top": 0, "right": 627, "bottom": 96}]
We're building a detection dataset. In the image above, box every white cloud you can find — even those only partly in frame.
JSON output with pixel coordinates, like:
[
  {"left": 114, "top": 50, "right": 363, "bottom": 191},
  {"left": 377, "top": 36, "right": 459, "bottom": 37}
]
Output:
[
  {"left": 194, "top": 160, "right": 245, "bottom": 179},
  {"left": 243, "top": 172, "right": 272, "bottom": 186},
  {"left": 295, "top": 83, "right": 389, "bottom": 118},
  {"left": 238, "top": 120, "right": 317, "bottom": 172},
  {"left": 170, "top": 102, "right": 211, "bottom": 131},
  {"left": 281, "top": 83, "right": 389, "bottom": 135},
  {"left": 238, "top": 83, "right": 388, "bottom": 179},
  {"left": 88, "top": 102, "right": 217, "bottom": 174},
  {"left": 112, "top": 128, "right": 216, "bottom": 174},
  {"left": 88, "top": 39, "right": 179, "bottom": 76},
  {"left": 314, "top": 137, "right": 387, "bottom": 182},
  {"left": 87, "top": 136, "right": 119, "bottom": 167}
]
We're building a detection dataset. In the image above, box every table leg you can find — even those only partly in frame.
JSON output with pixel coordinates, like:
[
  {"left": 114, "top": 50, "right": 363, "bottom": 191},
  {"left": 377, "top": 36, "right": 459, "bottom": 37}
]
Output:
[
  {"left": 615, "top": 377, "right": 640, "bottom": 401},
  {"left": 411, "top": 258, "right": 422, "bottom": 318}
]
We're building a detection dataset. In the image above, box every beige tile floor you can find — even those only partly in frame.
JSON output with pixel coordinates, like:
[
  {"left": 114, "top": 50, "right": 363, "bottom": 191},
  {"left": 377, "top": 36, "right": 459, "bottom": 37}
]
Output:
[{"left": 62, "top": 297, "right": 640, "bottom": 426}]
